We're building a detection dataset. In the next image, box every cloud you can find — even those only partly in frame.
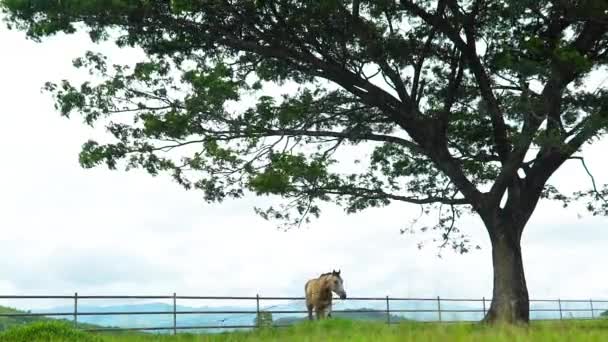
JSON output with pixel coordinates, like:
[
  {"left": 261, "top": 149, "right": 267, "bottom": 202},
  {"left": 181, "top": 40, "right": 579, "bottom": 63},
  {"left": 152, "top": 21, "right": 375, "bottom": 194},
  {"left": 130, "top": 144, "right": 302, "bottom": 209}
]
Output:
[{"left": 0, "top": 243, "right": 179, "bottom": 290}]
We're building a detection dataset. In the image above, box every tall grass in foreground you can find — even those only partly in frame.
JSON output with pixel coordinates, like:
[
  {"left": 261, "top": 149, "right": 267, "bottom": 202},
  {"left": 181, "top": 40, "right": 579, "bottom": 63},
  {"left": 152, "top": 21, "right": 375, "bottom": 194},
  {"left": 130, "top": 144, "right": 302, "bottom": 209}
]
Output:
[
  {"left": 2, "top": 319, "right": 608, "bottom": 341},
  {"left": 0, "top": 321, "right": 102, "bottom": 342}
]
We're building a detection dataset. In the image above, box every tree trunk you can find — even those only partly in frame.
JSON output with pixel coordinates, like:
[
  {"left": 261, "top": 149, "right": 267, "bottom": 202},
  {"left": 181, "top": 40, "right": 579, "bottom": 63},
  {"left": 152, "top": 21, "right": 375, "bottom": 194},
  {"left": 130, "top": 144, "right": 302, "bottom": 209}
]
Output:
[{"left": 483, "top": 221, "right": 529, "bottom": 324}]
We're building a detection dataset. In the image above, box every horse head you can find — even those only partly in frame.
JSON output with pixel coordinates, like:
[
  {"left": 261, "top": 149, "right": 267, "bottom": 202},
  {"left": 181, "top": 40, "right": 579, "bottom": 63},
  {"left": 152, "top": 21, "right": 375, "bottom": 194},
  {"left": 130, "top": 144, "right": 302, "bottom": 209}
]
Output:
[{"left": 329, "top": 269, "right": 346, "bottom": 299}]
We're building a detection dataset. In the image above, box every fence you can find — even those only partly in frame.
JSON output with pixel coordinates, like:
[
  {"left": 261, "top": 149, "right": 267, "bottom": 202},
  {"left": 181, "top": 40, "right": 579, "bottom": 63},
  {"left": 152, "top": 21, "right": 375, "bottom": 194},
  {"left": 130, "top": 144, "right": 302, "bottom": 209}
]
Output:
[{"left": 0, "top": 294, "right": 607, "bottom": 334}]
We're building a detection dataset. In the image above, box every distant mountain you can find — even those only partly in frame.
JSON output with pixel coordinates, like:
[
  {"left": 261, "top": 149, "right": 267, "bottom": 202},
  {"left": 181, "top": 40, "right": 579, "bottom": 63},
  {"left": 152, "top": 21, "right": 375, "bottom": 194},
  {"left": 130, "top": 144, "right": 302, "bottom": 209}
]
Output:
[
  {"left": 530, "top": 301, "right": 598, "bottom": 320},
  {"left": 39, "top": 303, "right": 257, "bottom": 333},
  {"left": 35, "top": 299, "right": 481, "bottom": 332}
]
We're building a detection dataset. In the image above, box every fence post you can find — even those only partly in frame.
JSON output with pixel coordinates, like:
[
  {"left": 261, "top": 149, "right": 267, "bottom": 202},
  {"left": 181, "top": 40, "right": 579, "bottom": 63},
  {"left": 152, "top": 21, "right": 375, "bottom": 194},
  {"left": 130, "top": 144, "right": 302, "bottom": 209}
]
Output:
[
  {"left": 437, "top": 296, "right": 442, "bottom": 322},
  {"left": 173, "top": 292, "right": 177, "bottom": 335},
  {"left": 590, "top": 299, "right": 594, "bottom": 319},
  {"left": 256, "top": 294, "right": 260, "bottom": 328},
  {"left": 558, "top": 298, "right": 563, "bottom": 320},
  {"left": 482, "top": 297, "right": 486, "bottom": 317},
  {"left": 73, "top": 292, "right": 78, "bottom": 329},
  {"left": 385, "top": 296, "right": 390, "bottom": 325}
]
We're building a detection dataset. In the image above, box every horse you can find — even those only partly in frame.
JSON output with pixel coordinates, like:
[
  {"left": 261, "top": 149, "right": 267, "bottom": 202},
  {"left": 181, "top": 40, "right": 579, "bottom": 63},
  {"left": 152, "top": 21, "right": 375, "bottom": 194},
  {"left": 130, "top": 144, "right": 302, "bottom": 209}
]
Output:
[{"left": 304, "top": 269, "right": 347, "bottom": 320}]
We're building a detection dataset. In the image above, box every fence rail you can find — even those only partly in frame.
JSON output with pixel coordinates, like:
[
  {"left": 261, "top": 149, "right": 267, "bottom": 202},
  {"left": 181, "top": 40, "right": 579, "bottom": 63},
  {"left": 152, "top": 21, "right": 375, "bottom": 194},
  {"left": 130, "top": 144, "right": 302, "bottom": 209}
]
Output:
[{"left": 1, "top": 294, "right": 607, "bottom": 334}]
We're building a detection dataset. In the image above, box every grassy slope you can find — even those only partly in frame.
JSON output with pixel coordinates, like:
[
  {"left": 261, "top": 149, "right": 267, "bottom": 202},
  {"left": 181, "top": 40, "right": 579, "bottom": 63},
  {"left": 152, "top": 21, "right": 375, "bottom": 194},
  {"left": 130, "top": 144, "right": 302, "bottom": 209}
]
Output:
[
  {"left": 0, "top": 306, "right": 44, "bottom": 330},
  {"left": 0, "top": 321, "right": 102, "bottom": 342},
  {"left": 3, "top": 318, "right": 608, "bottom": 342},
  {"left": 0, "top": 305, "right": 109, "bottom": 332}
]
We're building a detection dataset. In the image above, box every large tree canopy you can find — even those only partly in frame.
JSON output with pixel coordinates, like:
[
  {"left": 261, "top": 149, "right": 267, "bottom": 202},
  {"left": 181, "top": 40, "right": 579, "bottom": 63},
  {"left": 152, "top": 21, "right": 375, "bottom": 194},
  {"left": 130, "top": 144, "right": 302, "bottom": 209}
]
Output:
[{"left": 2, "top": 0, "right": 607, "bottom": 324}]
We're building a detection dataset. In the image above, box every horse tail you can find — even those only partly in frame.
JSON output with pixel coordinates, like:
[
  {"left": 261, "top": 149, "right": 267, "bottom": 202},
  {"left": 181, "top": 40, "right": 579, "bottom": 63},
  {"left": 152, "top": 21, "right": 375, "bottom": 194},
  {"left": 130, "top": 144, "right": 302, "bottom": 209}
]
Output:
[{"left": 305, "top": 279, "right": 316, "bottom": 303}]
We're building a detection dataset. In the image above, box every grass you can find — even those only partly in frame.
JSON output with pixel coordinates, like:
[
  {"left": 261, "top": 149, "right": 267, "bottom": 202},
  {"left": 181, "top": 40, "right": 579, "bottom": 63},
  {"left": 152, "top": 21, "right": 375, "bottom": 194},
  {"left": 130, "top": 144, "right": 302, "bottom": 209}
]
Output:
[
  {"left": 1, "top": 319, "right": 608, "bottom": 341},
  {"left": 0, "top": 321, "right": 102, "bottom": 342}
]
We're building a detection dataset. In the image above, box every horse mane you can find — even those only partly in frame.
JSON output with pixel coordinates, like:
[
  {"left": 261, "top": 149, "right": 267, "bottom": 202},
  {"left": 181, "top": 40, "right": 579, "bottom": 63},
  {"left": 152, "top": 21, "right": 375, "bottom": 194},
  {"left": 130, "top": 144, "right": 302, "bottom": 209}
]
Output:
[{"left": 319, "top": 271, "right": 342, "bottom": 281}]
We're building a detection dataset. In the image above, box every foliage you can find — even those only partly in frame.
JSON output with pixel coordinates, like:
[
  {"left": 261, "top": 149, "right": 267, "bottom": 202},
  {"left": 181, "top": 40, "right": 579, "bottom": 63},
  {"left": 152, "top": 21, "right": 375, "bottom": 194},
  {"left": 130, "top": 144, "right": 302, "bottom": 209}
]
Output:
[
  {"left": 254, "top": 311, "right": 273, "bottom": 328},
  {"left": 1, "top": 0, "right": 607, "bottom": 253}
]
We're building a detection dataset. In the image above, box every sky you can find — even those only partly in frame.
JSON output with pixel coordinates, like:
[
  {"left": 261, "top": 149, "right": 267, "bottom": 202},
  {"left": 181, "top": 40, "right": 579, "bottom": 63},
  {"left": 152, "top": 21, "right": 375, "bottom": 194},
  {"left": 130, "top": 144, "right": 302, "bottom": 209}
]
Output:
[{"left": 0, "top": 20, "right": 607, "bottom": 311}]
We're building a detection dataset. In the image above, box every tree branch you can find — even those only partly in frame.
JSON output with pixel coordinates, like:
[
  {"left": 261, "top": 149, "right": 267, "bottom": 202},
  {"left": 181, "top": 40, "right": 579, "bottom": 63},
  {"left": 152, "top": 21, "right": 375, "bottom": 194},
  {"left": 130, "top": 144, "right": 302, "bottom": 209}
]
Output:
[
  {"left": 318, "top": 186, "right": 469, "bottom": 205},
  {"left": 489, "top": 8, "right": 608, "bottom": 204},
  {"left": 525, "top": 18, "right": 608, "bottom": 187},
  {"left": 569, "top": 156, "right": 606, "bottom": 203},
  {"left": 133, "top": 127, "right": 425, "bottom": 156},
  {"left": 400, "top": 0, "right": 511, "bottom": 163},
  {"left": 440, "top": 50, "right": 464, "bottom": 124},
  {"left": 213, "top": 34, "right": 418, "bottom": 129}
]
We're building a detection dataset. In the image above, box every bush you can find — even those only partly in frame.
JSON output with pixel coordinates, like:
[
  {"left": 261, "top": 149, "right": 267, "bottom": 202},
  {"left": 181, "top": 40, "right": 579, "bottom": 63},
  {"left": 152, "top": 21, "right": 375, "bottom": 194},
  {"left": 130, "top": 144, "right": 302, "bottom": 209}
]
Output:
[
  {"left": 0, "top": 321, "right": 102, "bottom": 342},
  {"left": 254, "top": 311, "right": 273, "bottom": 328}
]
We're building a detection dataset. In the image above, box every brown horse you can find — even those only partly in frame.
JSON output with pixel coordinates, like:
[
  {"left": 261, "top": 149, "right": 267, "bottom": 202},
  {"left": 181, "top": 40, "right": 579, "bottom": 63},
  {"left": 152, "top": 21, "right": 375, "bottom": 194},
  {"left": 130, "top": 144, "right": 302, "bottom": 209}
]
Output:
[{"left": 304, "top": 270, "right": 347, "bottom": 320}]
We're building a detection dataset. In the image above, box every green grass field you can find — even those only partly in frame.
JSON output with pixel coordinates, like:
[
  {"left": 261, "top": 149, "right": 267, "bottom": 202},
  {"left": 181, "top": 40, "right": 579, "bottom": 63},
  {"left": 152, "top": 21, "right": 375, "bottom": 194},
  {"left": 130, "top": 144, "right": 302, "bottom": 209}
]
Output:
[{"left": 1, "top": 319, "right": 608, "bottom": 342}]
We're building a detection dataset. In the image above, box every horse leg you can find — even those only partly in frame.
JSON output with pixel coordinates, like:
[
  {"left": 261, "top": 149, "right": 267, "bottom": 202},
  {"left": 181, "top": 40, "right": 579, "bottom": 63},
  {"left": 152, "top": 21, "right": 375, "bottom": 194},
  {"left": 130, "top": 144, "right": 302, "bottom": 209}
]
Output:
[
  {"left": 307, "top": 303, "right": 314, "bottom": 321},
  {"left": 315, "top": 307, "right": 323, "bottom": 320},
  {"left": 327, "top": 302, "right": 332, "bottom": 318}
]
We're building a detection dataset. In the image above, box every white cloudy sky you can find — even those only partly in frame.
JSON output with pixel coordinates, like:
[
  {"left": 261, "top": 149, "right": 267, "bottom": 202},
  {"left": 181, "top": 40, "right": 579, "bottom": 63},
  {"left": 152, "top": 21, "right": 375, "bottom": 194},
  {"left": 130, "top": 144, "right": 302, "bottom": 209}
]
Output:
[{"left": 1, "top": 21, "right": 607, "bottom": 310}]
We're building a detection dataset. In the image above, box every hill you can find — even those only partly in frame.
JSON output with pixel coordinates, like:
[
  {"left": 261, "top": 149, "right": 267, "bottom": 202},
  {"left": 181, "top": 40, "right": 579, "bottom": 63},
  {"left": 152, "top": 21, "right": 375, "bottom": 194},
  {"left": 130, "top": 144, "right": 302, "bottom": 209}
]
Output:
[
  {"left": 0, "top": 306, "right": 41, "bottom": 330},
  {"left": 0, "top": 305, "right": 110, "bottom": 332}
]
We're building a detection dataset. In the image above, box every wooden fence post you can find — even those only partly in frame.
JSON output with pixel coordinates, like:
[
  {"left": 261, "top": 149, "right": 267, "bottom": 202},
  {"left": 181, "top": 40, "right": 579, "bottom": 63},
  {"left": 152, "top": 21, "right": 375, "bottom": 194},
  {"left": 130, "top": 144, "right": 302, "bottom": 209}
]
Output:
[
  {"left": 73, "top": 292, "right": 78, "bottom": 329},
  {"left": 256, "top": 294, "right": 260, "bottom": 328},
  {"left": 386, "top": 296, "right": 390, "bottom": 325},
  {"left": 173, "top": 292, "right": 177, "bottom": 335},
  {"left": 437, "top": 296, "right": 442, "bottom": 322}
]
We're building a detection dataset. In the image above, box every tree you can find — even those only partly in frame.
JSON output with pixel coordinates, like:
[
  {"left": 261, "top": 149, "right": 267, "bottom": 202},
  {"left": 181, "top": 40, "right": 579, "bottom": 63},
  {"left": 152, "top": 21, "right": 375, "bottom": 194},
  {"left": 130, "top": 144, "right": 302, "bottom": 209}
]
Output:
[{"left": 2, "top": 0, "right": 607, "bottom": 324}]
